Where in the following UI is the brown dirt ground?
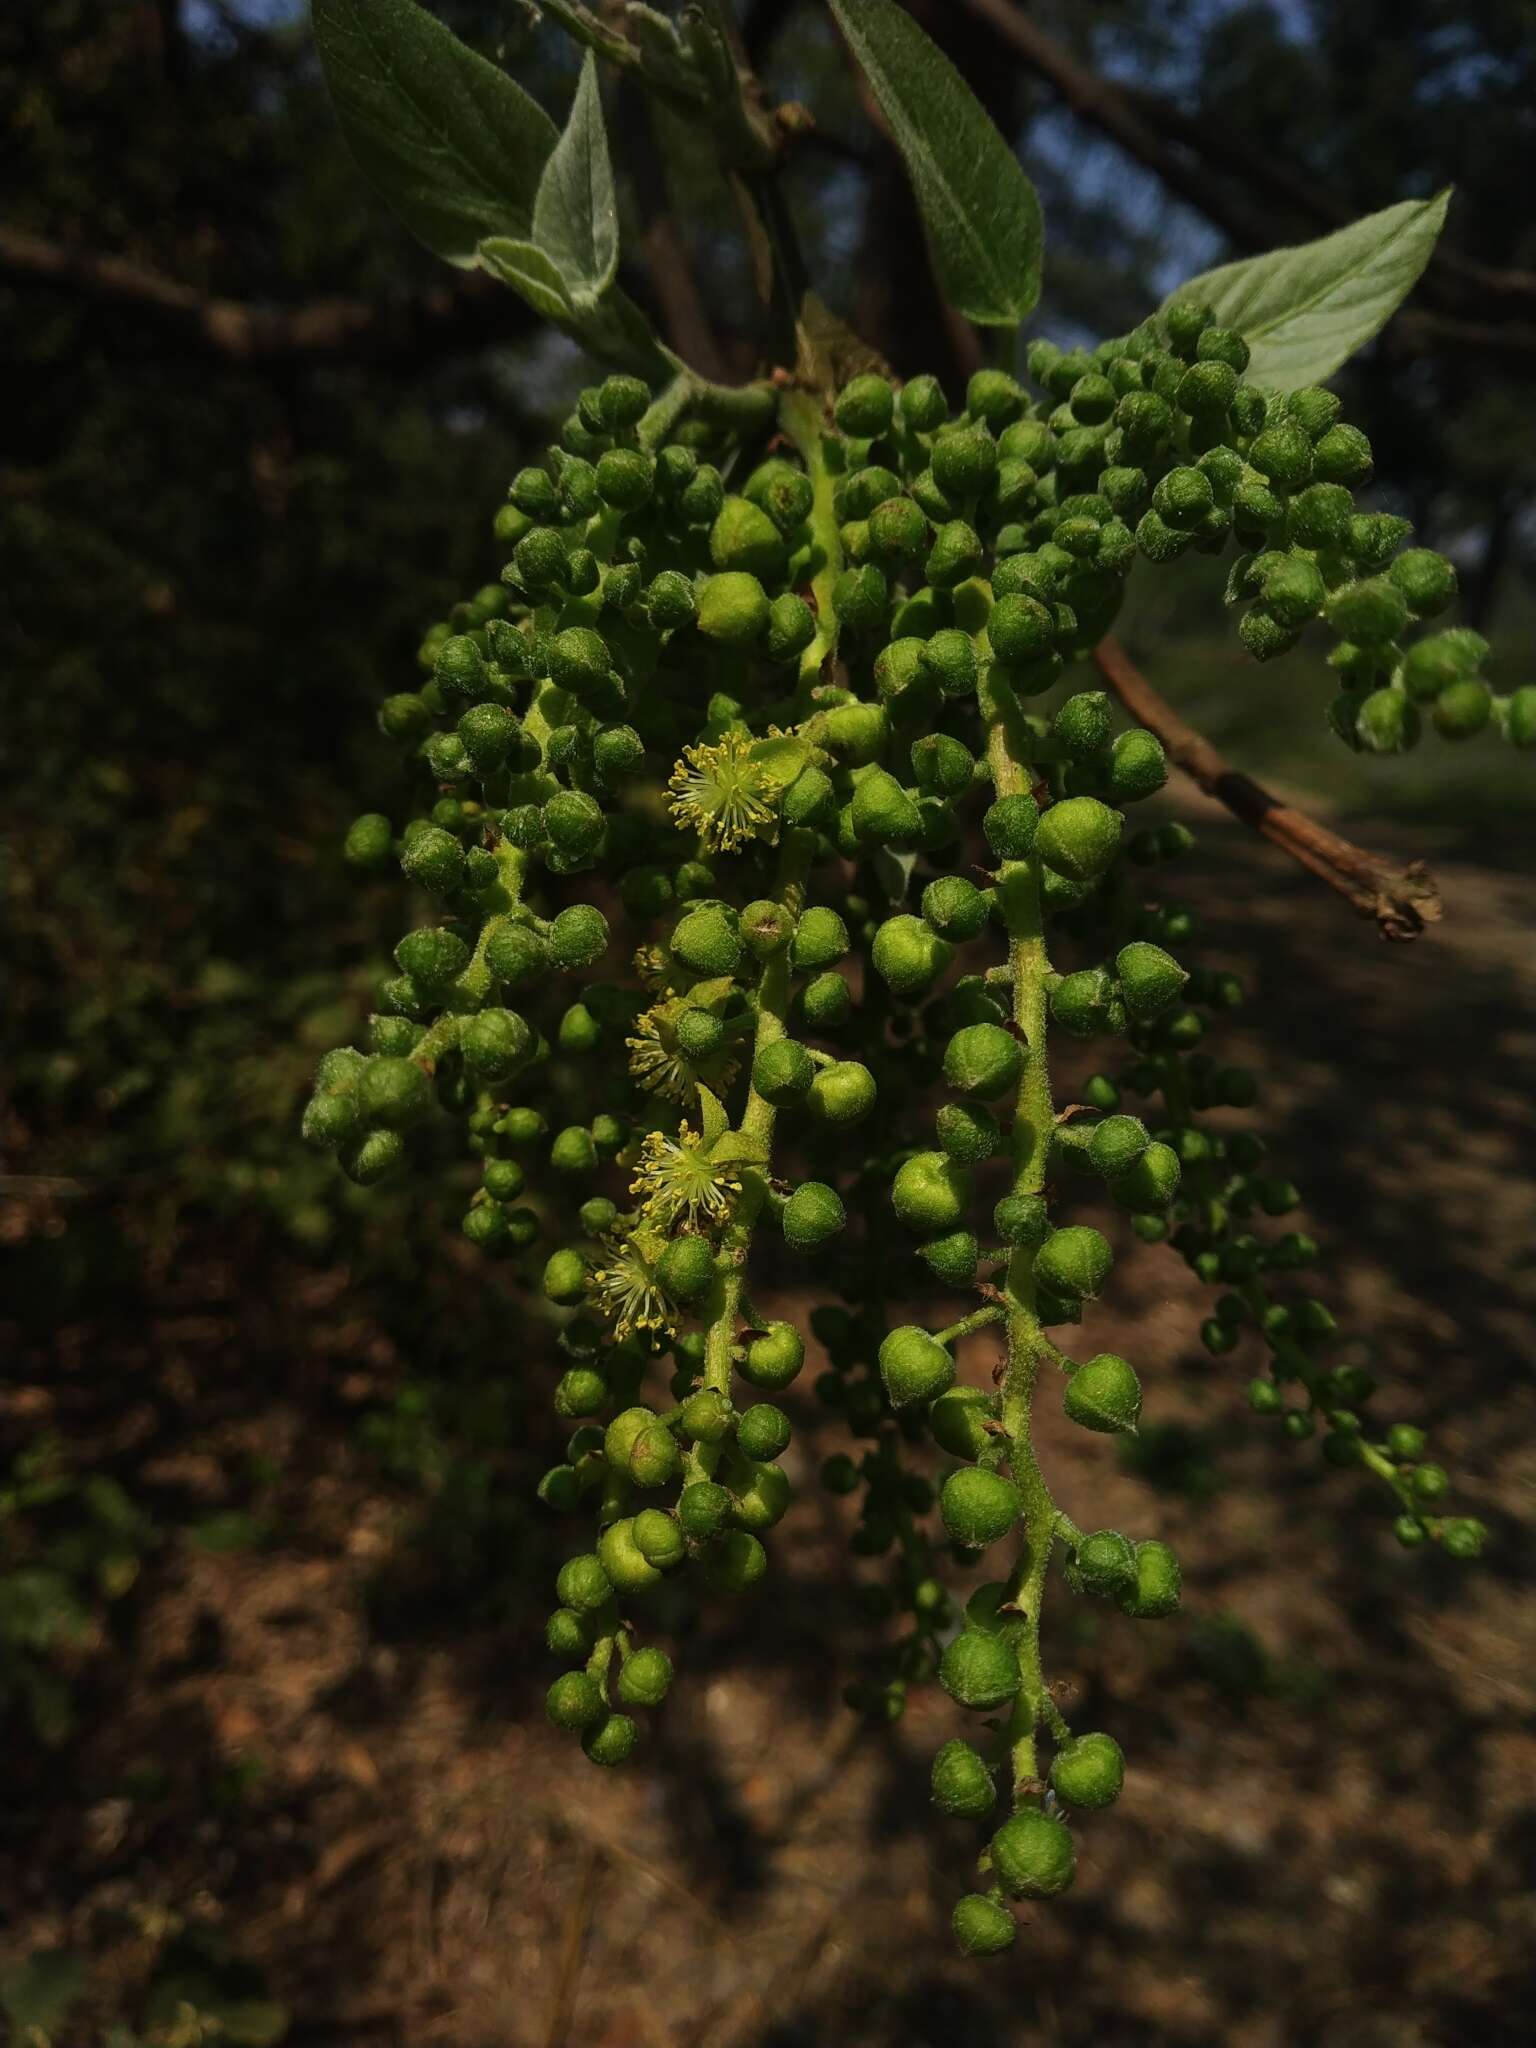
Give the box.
[3,804,1534,2048]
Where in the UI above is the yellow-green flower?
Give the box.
[631,1124,741,1227]
[668,730,779,852]
[588,1223,678,1344]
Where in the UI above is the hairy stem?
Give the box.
[691,829,814,1478]
[982,662,1060,1800]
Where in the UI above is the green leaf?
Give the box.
[478,238,670,374]
[313,0,557,265]
[477,237,574,322]
[532,52,619,305]
[827,0,1042,326]
[1166,191,1452,390]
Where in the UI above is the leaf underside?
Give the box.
[1168,190,1452,389]
[313,0,557,265]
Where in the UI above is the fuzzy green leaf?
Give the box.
[313,0,557,265]
[477,236,575,321]
[1167,191,1452,389]
[827,0,1042,326]
[533,52,619,306]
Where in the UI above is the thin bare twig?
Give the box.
[0,225,536,371]
[1092,636,1442,942]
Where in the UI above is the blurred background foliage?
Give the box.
[0,4,1533,2032]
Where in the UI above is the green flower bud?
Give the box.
[940,1468,1021,1547]
[630,1512,685,1573]
[940,1629,1021,1709]
[1355,688,1420,754]
[982,794,1040,862]
[697,571,769,646]
[900,372,948,430]
[1036,797,1122,882]
[782,1181,846,1250]
[808,1060,877,1124]
[936,1101,999,1164]
[927,519,985,588]
[547,1671,606,1730]
[655,1235,716,1306]
[944,1022,1024,1099]
[834,563,890,635]
[1506,687,1536,746]
[742,1321,804,1389]
[989,593,1056,664]
[357,1054,430,1131]
[1152,465,1215,529]
[868,496,929,562]
[1035,1223,1112,1301]
[344,812,394,871]
[1088,1114,1149,1177]
[836,373,896,437]
[1441,1518,1487,1561]
[671,903,742,977]
[797,971,852,1030]
[1388,549,1457,617]
[555,1551,612,1614]
[549,904,609,970]
[892,1151,971,1233]
[401,824,466,897]
[1433,679,1491,740]
[582,1712,639,1766]
[992,1193,1048,1249]
[932,425,998,499]
[928,1386,999,1461]
[710,495,787,579]
[705,1529,768,1593]
[758,593,814,668]
[789,906,849,972]
[541,1248,587,1306]
[1325,578,1410,644]
[546,1607,594,1660]
[598,1516,662,1590]
[548,1368,606,1417]
[1116,940,1187,1019]
[821,702,888,764]
[615,1645,672,1709]
[851,766,921,847]
[782,763,835,826]
[1311,422,1373,485]
[990,1807,1076,1898]
[1064,1352,1140,1433]
[917,629,979,698]
[1050,1732,1124,1810]
[872,914,953,996]
[1073,1528,1137,1599]
[1249,422,1314,491]
[921,1229,980,1285]
[644,569,697,632]
[963,366,1023,425]
[339,1128,405,1184]
[753,1038,815,1105]
[736,1404,792,1462]
[730,1458,790,1531]
[931,1738,998,1819]
[1109,1140,1181,1209]
[879,1326,956,1408]
[1119,1538,1181,1618]
[951,1894,1016,1957]
[461,1007,532,1083]
[1400,627,1487,700]
[596,446,654,511]
[922,876,990,941]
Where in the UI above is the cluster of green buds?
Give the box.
[302,312,1494,1951]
